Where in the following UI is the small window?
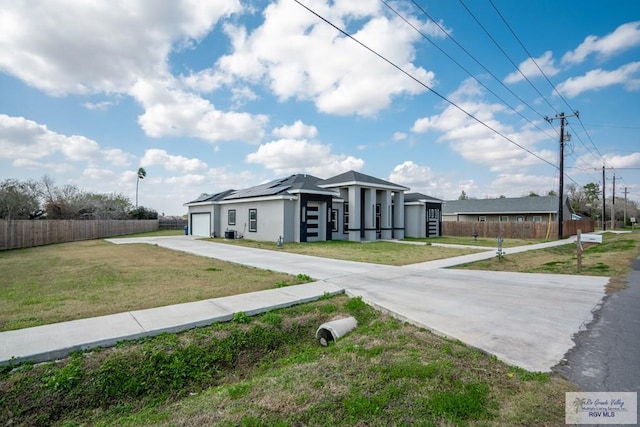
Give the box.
[533,215,542,222]
[478,216,486,222]
[343,202,349,233]
[500,215,509,222]
[331,209,339,232]
[249,209,257,232]
[228,209,236,226]
[516,216,524,222]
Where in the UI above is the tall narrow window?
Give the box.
[343,202,349,233]
[228,209,236,226]
[331,209,339,232]
[249,209,257,232]
[375,203,381,232]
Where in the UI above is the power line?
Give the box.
[293,0,558,170]
[487,0,607,165]
[380,0,559,144]
[406,0,555,128]
[458,0,559,115]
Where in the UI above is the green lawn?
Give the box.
[0,295,577,426]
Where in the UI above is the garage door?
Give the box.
[191,213,211,236]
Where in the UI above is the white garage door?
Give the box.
[191,213,211,236]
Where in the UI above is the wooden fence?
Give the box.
[442,219,594,240]
[0,219,159,251]
[159,218,188,230]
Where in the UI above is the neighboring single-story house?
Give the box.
[442,196,574,223]
[185,170,444,243]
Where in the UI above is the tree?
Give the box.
[136,167,146,207]
[547,190,557,196]
[129,206,158,220]
[458,190,468,200]
[528,191,539,197]
[0,179,43,219]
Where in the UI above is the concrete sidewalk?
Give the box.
[0,281,343,365]
[0,236,607,372]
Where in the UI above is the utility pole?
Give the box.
[624,187,628,227]
[545,111,579,239]
[611,174,615,230]
[602,165,606,231]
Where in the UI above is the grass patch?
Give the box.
[207,238,485,266]
[408,236,541,248]
[0,296,577,426]
[456,231,640,281]
[0,240,307,331]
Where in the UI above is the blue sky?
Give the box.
[0,0,638,215]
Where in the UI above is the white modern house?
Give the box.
[184,170,442,242]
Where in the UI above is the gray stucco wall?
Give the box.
[404,204,425,238]
[220,199,289,242]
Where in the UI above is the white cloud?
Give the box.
[82,167,117,181]
[140,148,208,172]
[83,101,116,111]
[12,158,72,173]
[0,0,241,95]
[556,62,640,98]
[102,148,135,167]
[393,132,408,141]
[411,79,554,172]
[246,139,364,177]
[272,120,318,139]
[0,114,103,162]
[131,79,268,143]
[562,21,640,65]
[213,0,438,116]
[489,174,557,197]
[389,160,458,199]
[504,51,559,84]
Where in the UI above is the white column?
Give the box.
[348,186,361,241]
[380,190,392,239]
[364,188,376,241]
[393,191,405,239]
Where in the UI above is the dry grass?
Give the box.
[455,231,640,285]
[208,238,483,266]
[0,239,301,331]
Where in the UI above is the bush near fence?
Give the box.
[442,219,594,240]
[158,218,188,230]
[0,219,159,251]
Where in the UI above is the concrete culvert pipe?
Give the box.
[316,316,358,346]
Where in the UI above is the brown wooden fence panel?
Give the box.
[0,220,159,251]
[442,220,595,240]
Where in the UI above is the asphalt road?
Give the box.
[556,256,640,405]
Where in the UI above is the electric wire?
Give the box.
[458,0,559,115]
[293,0,558,170]
[380,0,559,144]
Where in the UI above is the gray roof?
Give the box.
[318,170,409,191]
[223,174,337,200]
[405,192,443,203]
[185,189,235,204]
[443,196,560,214]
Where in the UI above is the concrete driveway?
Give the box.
[110,236,607,372]
[0,236,608,371]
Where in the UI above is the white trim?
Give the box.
[318,181,409,191]
[184,201,215,207]
[288,189,339,197]
[219,195,297,204]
